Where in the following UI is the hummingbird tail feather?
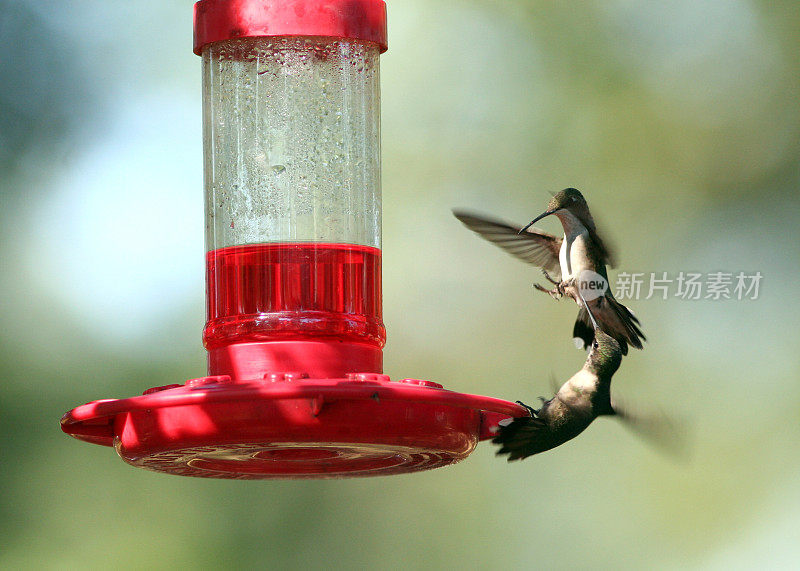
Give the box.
[573,295,646,354]
[572,307,595,351]
[493,416,558,461]
[606,296,646,351]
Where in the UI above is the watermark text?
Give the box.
[613,271,762,300]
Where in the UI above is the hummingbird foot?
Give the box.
[543,269,572,296]
[559,277,579,297]
[541,269,560,286]
[533,282,562,299]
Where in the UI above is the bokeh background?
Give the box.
[2,0,799,568]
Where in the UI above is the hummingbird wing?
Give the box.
[452,210,562,274]
[579,209,618,269]
[586,224,617,269]
[612,399,689,460]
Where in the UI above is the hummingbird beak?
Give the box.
[518,209,558,234]
[577,289,600,331]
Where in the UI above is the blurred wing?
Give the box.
[453,210,562,274]
[586,225,617,269]
[613,399,690,461]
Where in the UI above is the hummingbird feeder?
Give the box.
[60,0,527,479]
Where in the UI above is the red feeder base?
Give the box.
[61,374,528,479]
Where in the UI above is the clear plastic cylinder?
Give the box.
[202,37,381,249]
[201,36,385,367]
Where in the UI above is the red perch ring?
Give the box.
[61,374,528,479]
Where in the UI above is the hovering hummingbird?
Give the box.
[493,295,679,461]
[453,188,645,354]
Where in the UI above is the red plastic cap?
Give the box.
[193,0,388,55]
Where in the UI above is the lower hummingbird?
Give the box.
[493,328,623,460]
[453,187,645,354]
[493,294,679,460]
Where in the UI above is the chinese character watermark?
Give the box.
[615,272,644,300]
[612,272,762,300]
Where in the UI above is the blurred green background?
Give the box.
[2,0,799,568]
